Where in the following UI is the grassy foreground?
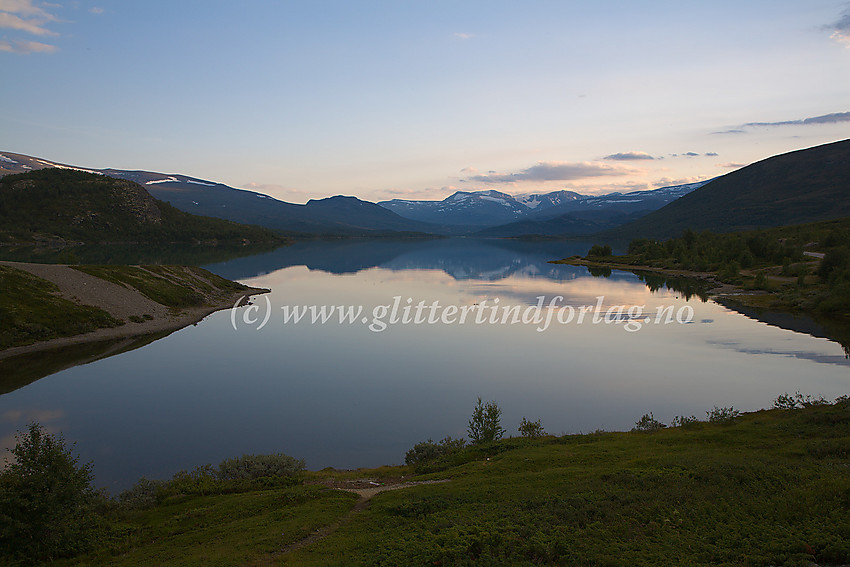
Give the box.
[56,400,850,567]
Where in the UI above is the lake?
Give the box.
[1,238,848,492]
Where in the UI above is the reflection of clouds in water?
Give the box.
[465,274,682,308]
[0,409,66,464]
[1,408,65,424]
[707,341,850,367]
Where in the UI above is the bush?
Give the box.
[117,477,166,509]
[518,417,546,438]
[468,398,506,444]
[217,453,305,481]
[670,415,700,428]
[706,406,741,424]
[404,437,466,467]
[588,244,613,257]
[632,412,666,432]
[773,392,829,410]
[0,423,103,563]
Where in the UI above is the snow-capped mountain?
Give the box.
[378,182,708,227]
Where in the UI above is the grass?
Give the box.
[67,486,357,567]
[54,400,850,567]
[70,265,250,309]
[0,265,121,349]
[71,265,204,308]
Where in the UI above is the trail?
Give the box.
[252,479,450,565]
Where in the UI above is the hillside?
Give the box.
[602,138,850,240]
[0,169,284,244]
[21,399,850,566]
[0,153,444,236]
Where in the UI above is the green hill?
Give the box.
[602,138,850,240]
[15,399,850,566]
[0,169,284,244]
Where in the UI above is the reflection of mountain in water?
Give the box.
[203,238,632,283]
[715,298,850,359]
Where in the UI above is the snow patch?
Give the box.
[186,179,216,187]
[0,154,18,164]
[146,176,179,185]
[35,159,102,175]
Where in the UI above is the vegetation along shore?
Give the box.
[2,394,849,566]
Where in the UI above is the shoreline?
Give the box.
[0,260,268,361]
[551,256,778,300]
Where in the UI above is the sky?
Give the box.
[1,1,849,204]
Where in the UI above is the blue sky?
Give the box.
[1,1,849,203]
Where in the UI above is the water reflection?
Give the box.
[206,238,625,282]
[1,238,848,492]
[0,241,282,266]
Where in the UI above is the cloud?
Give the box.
[825,5,850,46]
[0,0,56,19]
[0,37,55,52]
[459,166,478,174]
[0,10,55,35]
[467,161,638,184]
[683,152,699,157]
[722,111,850,132]
[90,7,104,15]
[718,162,746,168]
[705,152,718,157]
[651,176,707,188]
[603,151,655,161]
[0,0,61,53]
[454,32,473,40]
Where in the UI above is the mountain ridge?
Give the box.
[600,138,850,240]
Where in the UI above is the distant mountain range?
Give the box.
[602,138,850,240]
[378,183,706,233]
[0,151,705,237]
[3,139,847,240]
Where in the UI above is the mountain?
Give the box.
[475,210,644,237]
[379,190,585,226]
[601,138,850,240]
[378,183,706,230]
[0,152,443,236]
[0,169,283,245]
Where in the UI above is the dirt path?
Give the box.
[0,260,267,360]
[253,479,450,564]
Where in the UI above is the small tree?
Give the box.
[467,398,505,444]
[632,412,666,432]
[0,423,100,562]
[518,417,545,438]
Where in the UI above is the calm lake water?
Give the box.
[1,238,849,492]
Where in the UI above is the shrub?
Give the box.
[588,244,613,257]
[773,392,829,410]
[670,415,700,428]
[217,453,305,481]
[706,406,741,424]
[467,398,506,444]
[0,423,103,563]
[632,412,666,432]
[404,437,466,467]
[117,477,167,509]
[518,417,546,438]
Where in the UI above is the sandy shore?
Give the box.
[0,261,268,361]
